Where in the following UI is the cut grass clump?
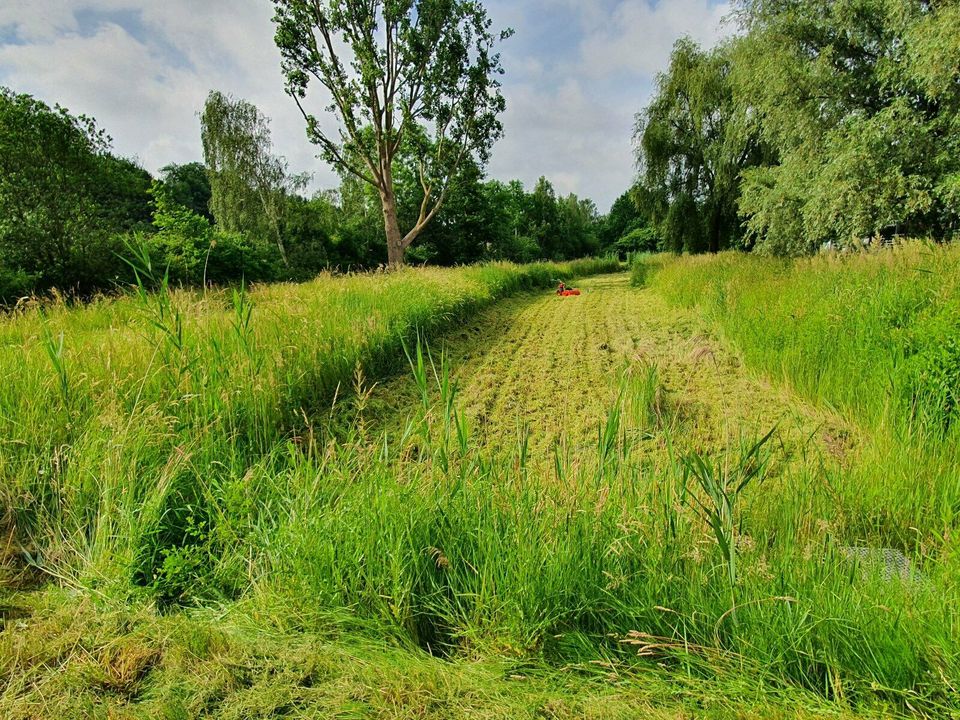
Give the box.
[3,588,886,720]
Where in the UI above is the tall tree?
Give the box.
[271,0,511,266]
[635,39,766,254]
[733,0,960,253]
[599,189,646,251]
[525,176,560,259]
[0,87,153,296]
[201,91,307,265]
[556,193,600,259]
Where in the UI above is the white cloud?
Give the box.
[0,0,79,41]
[579,0,733,78]
[484,0,733,208]
[0,2,337,188]
[490,77,631,201]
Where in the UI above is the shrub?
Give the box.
[0,266,37,302]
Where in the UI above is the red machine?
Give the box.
[556,282,581,297]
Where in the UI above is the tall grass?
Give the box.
[638,242,960,546]
[139,347,958,713]
[0,258,618,596]
[3,251,958,714]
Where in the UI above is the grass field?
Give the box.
[637,243,960,544]
[2,250,959,718]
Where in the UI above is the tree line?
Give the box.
[636,0,960,255]
[0,85,643,302]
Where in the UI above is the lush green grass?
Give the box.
[2,253,958,717]
[2,589,887,720]
[637,243,960,543]
[0,257,618,594]
[4,354,956,716]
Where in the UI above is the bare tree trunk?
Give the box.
[381,188,406,267]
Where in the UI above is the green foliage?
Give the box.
[159,162,213,222]
[0,82,609,300]
[271,0,511,264]
[635,40,765,254]
[599,189,647,252]
[94,154,154,233]
[150,181,214,283]
[0,87,152,295]
[330,165,606,268]
[732,0,960,253]
[148,181,281,286]
[617,226,660,255]
[201,91,306,265]
[635,1,960,255]
[278,193,337,278]
[0,267,36,302]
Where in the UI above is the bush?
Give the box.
[501,234,542,264]
[146,181,282,286]
[617,226,660,255]
[0,266,37,302]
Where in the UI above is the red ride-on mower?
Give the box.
[555,281,581,297]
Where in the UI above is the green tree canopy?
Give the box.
[599,189,649,253]
[159,162,214,222]
[0,87,153,296]
[271,0,511,265]
[635,39,766,254]
[201,90,308,265]
[733,0,960,253]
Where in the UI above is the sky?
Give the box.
[0,0,733,212]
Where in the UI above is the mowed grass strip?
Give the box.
[0,258,618,591]
[354,273,851,471]
[1,257,958,718]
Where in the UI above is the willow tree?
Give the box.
[732,0,960,253]
[635,39,767,255]
[201,91,306,265]
[271,0,510,266]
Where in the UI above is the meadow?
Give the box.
[636,243,960,544]
[1,247,959,719]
